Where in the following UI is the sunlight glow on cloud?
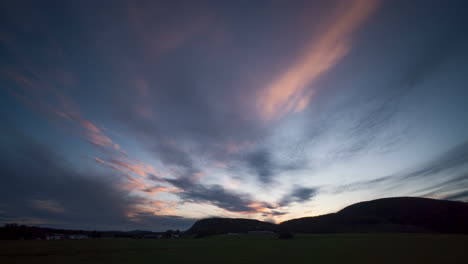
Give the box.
[258,0,379,120]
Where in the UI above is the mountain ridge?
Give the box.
[188,197,468,235]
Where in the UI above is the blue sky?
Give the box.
[1,0,468,231]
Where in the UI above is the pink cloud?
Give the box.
[141,186,180,194]
[93,157,163,188]
[258,0,380,120]
[3,69,122,153]
[80,120,101,133]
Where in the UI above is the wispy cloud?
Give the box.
[31,199,65,214]
[0,128,193,230]
[331,140,468,199]
[2,69,122,152]
[141,186,179,194]
[258,0,379,120]
[103,158,160,178]
[442,190,468,202]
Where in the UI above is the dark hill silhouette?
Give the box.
[280,197,468,233]
[188,197,468,235]
[186,218,276,236]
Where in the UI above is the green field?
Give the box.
[1,234,467,264]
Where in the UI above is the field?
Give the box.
[1,234,468,264]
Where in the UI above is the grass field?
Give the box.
[1,234,467,264]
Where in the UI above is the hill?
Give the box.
[186,218,276,236]
[279,197,468,233]
[187,197,468,236]
[4,197,467,239]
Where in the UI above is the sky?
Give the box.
[1,0,468,231]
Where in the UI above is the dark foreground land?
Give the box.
[1,234,468,264]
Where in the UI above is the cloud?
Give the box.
[31,200,66,214]
[164,174,280,216]
[244,149,275,184]
[332,140,468,199]
[153,140,196,170]
[97,158,160,178]
[230,145,309,185]
[278,187,319,207]
[2,0,466,228]
[258,0,379,120]
[442,190,468,202]
[126,1,214,58]
[80,120,101,133]
[267,211,288,216]
[141,186,179,194]
[404,142,468,180]
[86,133,119,150]
[56,111,122,151]
[0,127,193,231]
[166,176,256,213]
[2,69,122,153]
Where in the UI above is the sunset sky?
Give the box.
[1,0,468,231]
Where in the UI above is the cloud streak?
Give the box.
[258,0,379,120]
[0,127,193,231]
[332,140,468,199]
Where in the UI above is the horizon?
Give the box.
[2,195,458,232]
[1,0,468,232]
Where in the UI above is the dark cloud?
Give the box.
[278,187,318,207]
[244,149,275,184]
[154,141,195,170]
[263,211,288,217]
[166,176,265,213]
[228,145,309,185]
[0,126,194,231]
